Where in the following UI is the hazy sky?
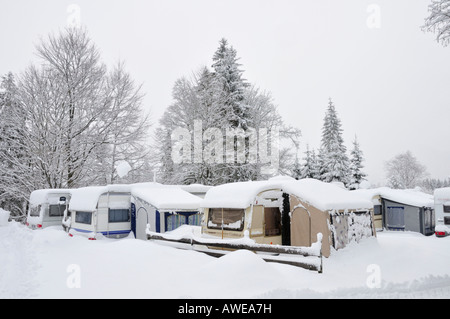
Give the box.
[1,0,449,185]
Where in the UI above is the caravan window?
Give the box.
[264,207,281,236]
[109,209,130,223]
[208,208,245,231]
[374,205,382,216]
[30,205,40,217]
[443,205,450,213]
[75,211,92,224]
[49,205,66,217]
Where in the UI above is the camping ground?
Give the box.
[1,222,450,299]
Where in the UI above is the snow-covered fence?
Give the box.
[147,230,323,273]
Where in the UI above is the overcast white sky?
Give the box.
[1,0,449,185]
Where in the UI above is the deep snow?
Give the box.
[1,222,450,299]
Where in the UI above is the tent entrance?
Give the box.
[386,206,405,230]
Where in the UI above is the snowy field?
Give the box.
[1,221,450,299]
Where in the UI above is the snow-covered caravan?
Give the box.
[353,187,435,236]
[201,179,375,258]
[68,185,132,239]
[434,187,450,237]
[201,180,286,246]
[131,184,202,240]
[283,179,375,257]
[26,189,71,229]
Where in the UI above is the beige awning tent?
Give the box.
[201,178,375,257]
[282,179,375,257]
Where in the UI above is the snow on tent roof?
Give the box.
[353,187,434,208]
[177,184,213,194]
[131,184,202,210]
[282,179,373,211]
[29,189,72,206]
[201,180,284,209]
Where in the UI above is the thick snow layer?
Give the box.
[1,222,450,299]
[353,187,434,208]
[69,185,130,212]
[283,179,373,211]
[132,184,202,210]
[29,189,72,206]
[201,179,373,211]
[201,180,283,209]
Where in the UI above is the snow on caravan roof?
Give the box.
[69,184,136,212]
[131,184,202,210]
[29,189,72,206]
[354,187,434,208]
[201,180,284,209]
[282,179,373,211]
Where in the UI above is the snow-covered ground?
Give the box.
[1,221,450,299]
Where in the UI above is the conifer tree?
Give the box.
[212,38,250,129]
[348,136,367,190]
[319,98,350,185]
[300,145,314,179]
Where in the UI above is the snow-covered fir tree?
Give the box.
[319,98,350,185]
[348,135,367,190]
[212,38,250,130]
[299,145,314,179]
[156,39,299,185]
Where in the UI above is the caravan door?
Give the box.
[135,207,149,240]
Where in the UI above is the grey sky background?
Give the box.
[0,0,449,185]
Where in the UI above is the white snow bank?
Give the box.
[0,208,10,226]
[353,187,434,207]
[1,222,450,298]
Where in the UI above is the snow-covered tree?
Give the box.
[299,145,314,179]
[156,39,299,185]
[422,0,450,46]
[0,28,151,217]
[212,38,250,130]
[385,150,428,189]
[95,61,151,185]
[0,73,30,217]
[348,136,367,190]
[319,98,350,185]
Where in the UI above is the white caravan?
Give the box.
[68,185,133,239]
[27,189,71,229]
[434,187,450,237]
